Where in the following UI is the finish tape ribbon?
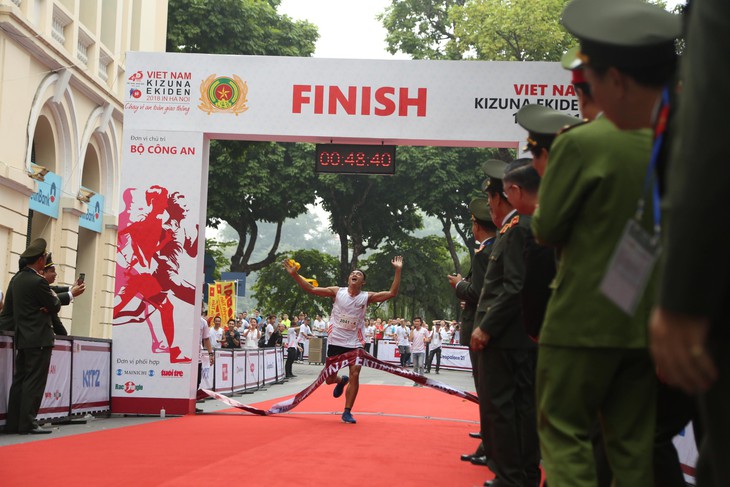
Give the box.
[199,348,478,416]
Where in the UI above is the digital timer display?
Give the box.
[315,144,396,175]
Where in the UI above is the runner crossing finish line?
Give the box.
[200,348,479,416]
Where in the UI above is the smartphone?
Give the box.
[78,273,85,283]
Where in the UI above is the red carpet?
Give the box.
[0,385,496,486]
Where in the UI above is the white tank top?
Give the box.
[328,288,368,348]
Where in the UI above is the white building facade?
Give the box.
[0,0,168,338]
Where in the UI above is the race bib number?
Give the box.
[334,314,358,331]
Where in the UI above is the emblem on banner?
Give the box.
[198,74,249,115]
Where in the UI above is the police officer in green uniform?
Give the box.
[473,160,540,487]
[515,103,583,177]
[449,196,496,464]
[40,253,86,336]
[650,1,730,486]
[561,46,602,123]
[5,238,61,434]
[532,1,681,485]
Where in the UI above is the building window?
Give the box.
[52,17,66,44]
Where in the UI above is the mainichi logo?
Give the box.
[198,74,249,115]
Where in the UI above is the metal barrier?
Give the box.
[0,332,112,426]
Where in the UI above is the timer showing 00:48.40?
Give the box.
[315,144,396,175]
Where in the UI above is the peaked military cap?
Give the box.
[562,0,681,70]
[516,104,583,152]
[21,238,47,259]
[561,46,588,84]
[481,159,507,194]
[44,252,55,269]
[469,197,491,224]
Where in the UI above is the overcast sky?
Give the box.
[278,0,409,59]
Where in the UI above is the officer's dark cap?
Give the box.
[469,197,491,225]
[44,252,55,269]
[21,238,47,259]
[516,104,583,153]
[481,159,507,194]
[561,0,681,70]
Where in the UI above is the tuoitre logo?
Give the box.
[198,75,249,115]
[161,369,184,378]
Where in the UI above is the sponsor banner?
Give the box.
[38,342,72,420]
[208,281,236,321]
[78,190,105,233]
[71,340,111,414]
[124,52,574,147]
[29,164,61,219]
[200,353,213,390]
[439,345,472,371]
[112,129,205,413]
[263,348,277,385]
[245,349,260,389]
[673,422,698,484]
[232,350,246,392]
[374,340,471,370]
[375,340,399,365]
[213,351,233,393]
[0,336,13,425]
[276,348,284,381]
[200,349,479,416]
[220,272,246,297]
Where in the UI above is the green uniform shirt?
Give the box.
[532,116,655,348]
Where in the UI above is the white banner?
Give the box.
[673,422,698,484]
[0,336,13,426]
[124,52,575,147]
[213,351,233,393]
[439,345,472,371]
[245,349,260,389]
[38,341,72,420]
[112,129,206,415]
[263,348,277,385]
[232,350,246,393]
[72,340,111,414]
[276,348,284,381]
[200,355,213,390]
[375,340,399,365]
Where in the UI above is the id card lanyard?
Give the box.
[599,88,669,316]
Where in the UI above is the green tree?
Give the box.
[252,249,339,316]
[205,238,237,280]
[167,0,320,273]
[451,0,574,61]
[206,141,317,273]
[398,145,499,272]
[316,173,422,285]
[167,0,318,56]
[378,0,468,60]
[361,235,458,322]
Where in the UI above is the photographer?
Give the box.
[220,319,240,349]
[242,320,260,349]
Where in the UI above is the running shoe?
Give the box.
[333,375,349,398]
[341,411,357,424]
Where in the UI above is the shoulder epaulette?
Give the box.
[557,119,589,136]
[499,215,520,234]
